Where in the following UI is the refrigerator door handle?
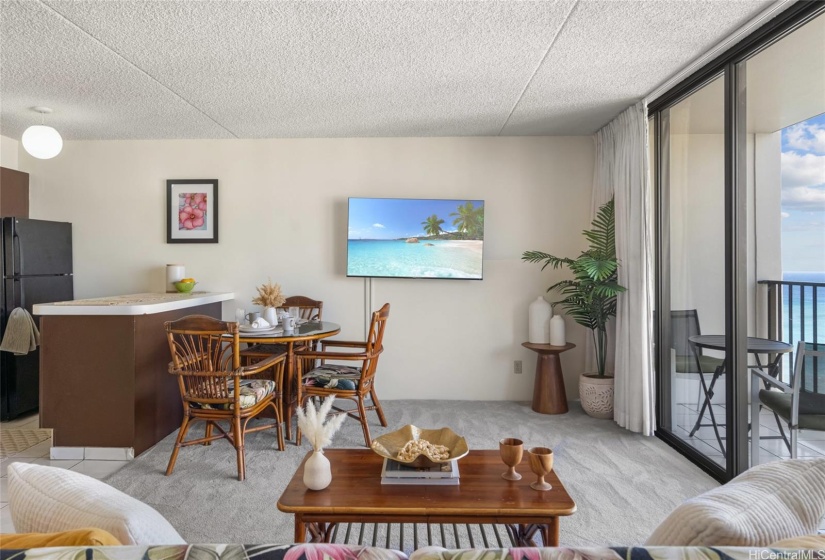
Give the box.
[12,229,22,277]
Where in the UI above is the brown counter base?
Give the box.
[39,302,221,456]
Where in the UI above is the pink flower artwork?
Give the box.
[178,193,207,230]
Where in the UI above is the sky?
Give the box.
[781,112,825,273]
[348,198,484,240]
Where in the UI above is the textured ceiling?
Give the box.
[0,0,775,140]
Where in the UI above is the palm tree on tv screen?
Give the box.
[450,201,483,239]
[421,214,445,237]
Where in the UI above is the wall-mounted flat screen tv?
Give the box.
[347,197,484,280]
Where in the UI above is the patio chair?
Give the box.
[670,309,725,375]
[296,303,390,447]
[751,340,825,461]
[165,315,286,481]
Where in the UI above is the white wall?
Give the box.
[20,137,595,401]
[1,135,19,170]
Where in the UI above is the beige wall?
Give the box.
[21,136,595,401]
[1,135,19,170]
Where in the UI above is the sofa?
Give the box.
[2,541,825,560]
[2,459,825,557]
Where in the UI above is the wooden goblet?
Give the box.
[527,447,554,491]
[499,438,523,481]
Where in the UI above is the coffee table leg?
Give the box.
[294,514,307,543]
[541,517,559,546]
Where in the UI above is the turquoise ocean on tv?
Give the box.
[347,239,482,279]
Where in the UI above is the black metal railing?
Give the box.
[759,279,824,393]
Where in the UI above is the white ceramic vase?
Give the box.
[263,306,278,326]
[528,296,552,344]
[303,450,332,490]
[550,315,566,346]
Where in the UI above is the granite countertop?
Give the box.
[33,292,235,316]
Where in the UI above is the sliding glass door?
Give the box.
[651,3,825,481]
[656,75,730,475]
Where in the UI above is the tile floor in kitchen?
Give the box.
[0,413,129,533]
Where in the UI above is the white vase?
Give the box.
[303,450,332,490]
[528,297,552,344]
[550,315,566,346]
[263,306,278,326]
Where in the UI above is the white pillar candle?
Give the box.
[166,264,185,293]
[550,315,566,346]
[528,296,552,344]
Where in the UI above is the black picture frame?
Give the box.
[166,179,219,244]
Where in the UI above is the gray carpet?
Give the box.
[103,400,717,547]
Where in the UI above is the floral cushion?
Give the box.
[192,379,276,410]
[0,544,406,560]
[303,364,361,391]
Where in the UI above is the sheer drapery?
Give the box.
[592,101,655,435]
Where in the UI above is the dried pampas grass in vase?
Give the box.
[297,396,346,490]
[252,279,285,324]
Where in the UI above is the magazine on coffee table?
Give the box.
[381,458,459,485]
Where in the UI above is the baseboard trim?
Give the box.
[51,446,134,460]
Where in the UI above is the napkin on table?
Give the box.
[251,317,271,329]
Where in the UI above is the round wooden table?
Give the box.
[522,342,575,415]
[234,321,341,438]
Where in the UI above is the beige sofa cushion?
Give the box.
[770,535,825,549]
[646,458,825,546]
[7,462,185,545]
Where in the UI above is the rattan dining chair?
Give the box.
[296,303,390,447]
[165,315,286,481]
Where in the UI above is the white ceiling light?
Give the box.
[21,107,63,159]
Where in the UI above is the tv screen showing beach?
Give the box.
[347,198,484,280]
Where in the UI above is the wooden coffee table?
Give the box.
[277,449,576,546]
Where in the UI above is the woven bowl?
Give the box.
[371,425,469,468]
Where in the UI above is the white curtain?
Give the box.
[592,101,655,435]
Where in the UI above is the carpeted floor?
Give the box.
[103,400,717,547]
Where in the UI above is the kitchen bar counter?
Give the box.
[34,291,233,315]
[36,291,234,457]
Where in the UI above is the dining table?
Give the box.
[231,320,341,439]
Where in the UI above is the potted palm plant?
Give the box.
[522,198,625,418]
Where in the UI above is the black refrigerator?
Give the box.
[0,218,73,421]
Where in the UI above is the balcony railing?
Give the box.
[759,279,824,392]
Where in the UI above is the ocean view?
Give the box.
[782,271,825,343]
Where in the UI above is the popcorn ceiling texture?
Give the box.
[0,0,772,140]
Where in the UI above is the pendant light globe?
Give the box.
[21,107,63,160]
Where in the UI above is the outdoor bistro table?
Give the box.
[687,334,792,456]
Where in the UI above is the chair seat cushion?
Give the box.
[192,379,276,410]
[239,343,287,356]
[759,389,825,430]
[674,354,724,374]
[303,364,361,391]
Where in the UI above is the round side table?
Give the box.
[522,342,576,415]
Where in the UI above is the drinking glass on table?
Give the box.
[235,308,246,325]
[289,306,300,322]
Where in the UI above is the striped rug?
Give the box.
[0,428,51,454]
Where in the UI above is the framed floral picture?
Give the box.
[166,179,219,243]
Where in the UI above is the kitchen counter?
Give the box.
[33,291,234,316]
[37,291,233,457]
